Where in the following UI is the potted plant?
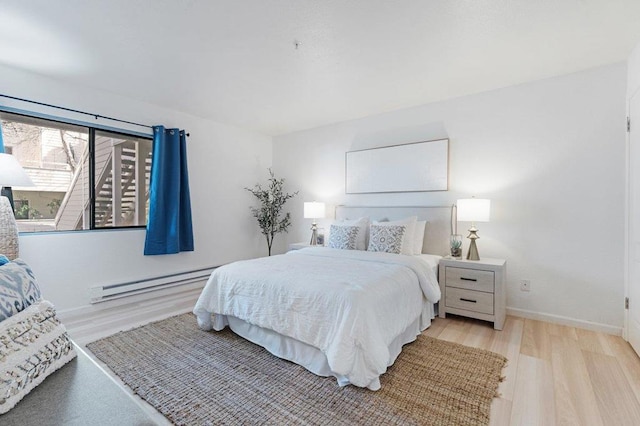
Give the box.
[246,169,298,256]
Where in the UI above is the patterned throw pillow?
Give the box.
[0,299,76,414]
[331,218,370,250]
[367,224,407,254]
[328,225,360,250]
[0,259,42,321]
[372,216,417,255]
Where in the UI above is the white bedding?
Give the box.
[193,247,441,390]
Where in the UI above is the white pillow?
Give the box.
[413,220,427,255]
[371,216,417,255]
[329,217,369,250]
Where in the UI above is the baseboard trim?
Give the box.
[507,307,623,336]
[57,280,205,321]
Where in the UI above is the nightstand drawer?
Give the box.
[445,287,494,315]
[445,267,494,293]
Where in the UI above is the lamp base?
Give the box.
[0,195,19,260]
[466,226,480,261]
[309,222,319,246]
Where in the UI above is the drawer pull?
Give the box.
[460,298,477,303]
[460,277,477,282]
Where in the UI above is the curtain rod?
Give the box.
[0,93,189,136]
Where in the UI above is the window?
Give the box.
[0,111,153,232]
[13,199,31,220]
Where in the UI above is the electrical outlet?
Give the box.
[520,279,531,292]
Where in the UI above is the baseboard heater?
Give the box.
[90,266,217,303]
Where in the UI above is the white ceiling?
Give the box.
[2,0,640,136]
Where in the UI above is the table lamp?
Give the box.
[456,198,491,261]
[303,201,325,246]
[0,153,35,259]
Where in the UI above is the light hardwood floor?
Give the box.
[425,315,640,425]
[65,291,640,425]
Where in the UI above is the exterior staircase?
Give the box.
[55,136,151,230]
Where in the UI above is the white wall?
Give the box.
[629,44,640,98]
[273,63,627,330]
[0,64,273,312]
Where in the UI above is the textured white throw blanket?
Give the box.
[193,247,440,389]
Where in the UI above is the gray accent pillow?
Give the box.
[328,225,360,250]
[0,259,42,321]
[332,217,369,250]
[367,224,407,254]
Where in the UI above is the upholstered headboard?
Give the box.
[334,205,451,256]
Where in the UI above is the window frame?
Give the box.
[0,107,153,233]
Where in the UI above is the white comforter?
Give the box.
[193,247,441,389]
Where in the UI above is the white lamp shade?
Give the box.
[457,198,490,222]
[0,153,35,187]
[304,201,325,219]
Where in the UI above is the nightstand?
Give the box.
[438,257,506,330]
[288,242,313,251]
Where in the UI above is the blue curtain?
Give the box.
[0,120,4,152]
[144,126,194,255]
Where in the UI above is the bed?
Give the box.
[193,205,450,390]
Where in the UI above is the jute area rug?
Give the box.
[87,313,507,426]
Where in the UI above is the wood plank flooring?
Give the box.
[426,315,640,425]
[65,291,640,425]
[62,287,203,347]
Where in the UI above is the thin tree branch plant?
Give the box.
[245,169,298,256]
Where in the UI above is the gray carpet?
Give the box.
[87,313,507,425]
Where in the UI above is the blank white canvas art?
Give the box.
[345,139,449,193]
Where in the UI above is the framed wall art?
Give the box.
[345,138,449,194]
